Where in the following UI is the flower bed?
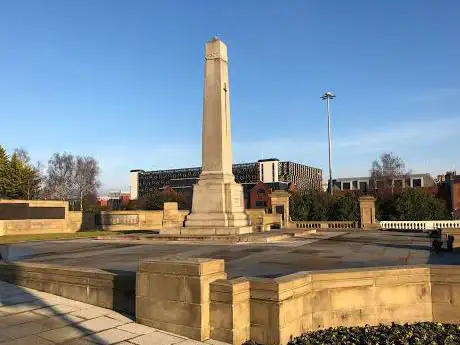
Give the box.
[243,322,460,345]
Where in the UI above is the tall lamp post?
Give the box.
[321,91,335,195]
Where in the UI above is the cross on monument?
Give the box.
[223,82,228,135]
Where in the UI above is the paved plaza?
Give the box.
[2,231,460,279]
[0,280,226,345]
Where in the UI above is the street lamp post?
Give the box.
[321,91,336,196]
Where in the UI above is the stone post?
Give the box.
[162,202,185,229]
[136,258,227,341]
[210,278,250,345]
[269,190,290,228]
[359,196,379,230]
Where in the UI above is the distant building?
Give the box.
[331,173,435,192]
[442,171,460,219]
[98,191,130,209]
[130,159,322,206]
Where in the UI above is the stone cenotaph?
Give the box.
[162,37,252,235]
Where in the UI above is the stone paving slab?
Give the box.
[0,281,228,345]
[6,231,458,279]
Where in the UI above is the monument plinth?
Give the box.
[162,37,252,235]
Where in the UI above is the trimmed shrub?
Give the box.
[243,322,460,345]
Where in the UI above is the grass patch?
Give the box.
[244,322,460,345]
[0,231,119,244]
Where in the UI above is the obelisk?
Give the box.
[183,37,252,234]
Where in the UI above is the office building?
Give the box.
[130,158,321,200]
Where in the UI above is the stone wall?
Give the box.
[136,258,227,340]
[96,210,164,231]
[244,209,282,231]
[0,200,72,236]
[68,211,96,232]
[0,261,135,314]
[136,260,460,345]
[2,258,460,345]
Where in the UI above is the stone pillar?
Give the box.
[181,37,251,234]
[359,196,379,230]
[136,258,227,341]
[210,278,250,345]
[269,190,290,228]
[162,202,185,229]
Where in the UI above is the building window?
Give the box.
[342,182,351,190]
[255,200,266,208]
[261,164,264,181]
[352,180,358,189]
[412,179,422,188]
[359,181,368,191]
[272,163,275,181]
[394,179,403,188]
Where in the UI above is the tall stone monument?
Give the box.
[182,37,252,235]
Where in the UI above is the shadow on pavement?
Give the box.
[0,250,134,344]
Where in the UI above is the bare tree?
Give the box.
[13,148,43,199]
[45,153,76,200]
[45,153,100,209]
[370,152,411,191]
[74,156,100,210]
[13,148,31,165]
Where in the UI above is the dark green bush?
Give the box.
[243,322,460,345]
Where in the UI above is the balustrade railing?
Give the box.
[380,220,460,231]
[293,221,359,229]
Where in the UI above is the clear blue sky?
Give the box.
[1,1,459,192]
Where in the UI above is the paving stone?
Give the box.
[70,307,111,320]
[204,340,231,345]
[84,329,138,344]
[179,340,209,345]
[62,300,94,309]
[105,312,134,323]
[0,301,44,314]
[38,314,85,330]
[0,334,55,345]
[0,311,45,327]
[39,324,93,343]
[1,321,49,339]
[130,332,185,345]
[0,293,39,305]
[77,316,126,333]
[117,322,156,335]
[33,304,82,316]
[0,333,10,342]
[62,338,98,345]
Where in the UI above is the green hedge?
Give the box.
[243,322,460,345]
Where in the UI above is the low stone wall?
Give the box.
[136,260,460,345]
[2,258,460,345]
[96,210,164,231]
[0,200,72,236]
[136,258,227,340]
[0,261,135,314]
[68,211,96,232]
[245,209,282,231]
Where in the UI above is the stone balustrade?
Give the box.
[293,221,359,229]
[380,220,460,231]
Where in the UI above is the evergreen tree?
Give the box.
[0,147,42,199]
[8,152,23,199]
[390,189,450,221]
[330,193,360,221]
[0,145,11,197]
